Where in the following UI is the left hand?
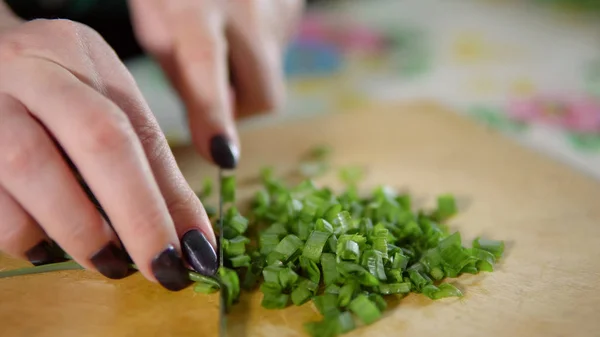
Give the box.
[128,0,304,169]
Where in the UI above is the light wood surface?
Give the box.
[1,102,599,337]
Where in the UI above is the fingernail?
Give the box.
[151,245,192,291]
[182,229,218,276]
[25,240,64,266]
[210,135,239,169]
[90,242,130,280]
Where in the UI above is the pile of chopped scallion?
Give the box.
[197,163,505,337]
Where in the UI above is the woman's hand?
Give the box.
[128,0,304,168]
[0,17,217,291]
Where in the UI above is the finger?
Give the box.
[0,93,128,279]
[0,185,64,266]
[168,2,240,169]
[76,30,218,276]
[0,61,190,291]
[226,3,286,118]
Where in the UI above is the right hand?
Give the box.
[0,18,218,291]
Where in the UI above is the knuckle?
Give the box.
[0,221,26,251]
[126,206,169,241]
[136,121,170,162]
[0,37,25,63]
[84,111,135,154]
[165,188,197,216]
[39,19,90,41]
[61,216,105,246]
[0,129,52,177]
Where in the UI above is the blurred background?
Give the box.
[6,0,600,179]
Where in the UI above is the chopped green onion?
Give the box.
[435,283,463,299]
[313,293,340,316]
[473,237,505,259]
[199,177,212,198]
[262,293,290,309]
[259,233,281,255]
[274,234,304,262]
[260,282,282,295]
[339,166,364,186]
[193,281,220,294]
[421,284,440,299]
[218,267,240,311]
[228,214,249,235]
[229,254,251,268]
[338,281,358,307]
[303,231,332,262]
[300,256,321,284]
[336,311,355,333]
[223,236,250,257]
[315,218,334,233]
[263,265,283,284]
[434,194,457,221]
[378,282,411,295]
[279,267,300,290]
[221,175,236,203]
[348,294,381,325]
[408,269,431,291]
[321,253,339,286]
[368,293,387,311]
[337,262,379,287]
[324,284,341,295]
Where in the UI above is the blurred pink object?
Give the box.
[509,95,600,132]
[296,14,386,53]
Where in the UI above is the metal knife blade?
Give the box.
[218,168,227,337]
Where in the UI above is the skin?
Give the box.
[0,0,303,285]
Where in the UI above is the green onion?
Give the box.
[274,234,303,262]
[224,236,250,257]
[378,282,411,295]
[321,253,339,286]
[193,281,220,294]
[337,281,358,307]
[303,231,331,262]
[262,293,290,309]
[221,175,236,204]
[218,267,240,311]
[434,283,463,299]
[316,218,334,233]
[263,265,283,284]
[368,293,387,311]
[300,256,321,284]
[313,293,340,316]
[473,237,505,259]
[279,267,300,290]
[229,254,251,268]
[434,194,457,221]
[337,262,379,287]
[292,278,319,306]
[324,284,341,295]
[199,177,212,198]
[348,294,381,325]
[1,161,507,337]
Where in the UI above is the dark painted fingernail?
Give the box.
[182,229,218,277]
[25,241,63,266]
[151,245,192,291]
[90,242,129,280]
[210,135,239,169]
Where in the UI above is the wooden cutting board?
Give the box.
[1,102,599,337]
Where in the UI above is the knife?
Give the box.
[218,168,227,337]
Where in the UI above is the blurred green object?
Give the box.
[533,0,600,11]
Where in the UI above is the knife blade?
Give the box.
[218,168,227,337]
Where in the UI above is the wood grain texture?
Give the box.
[1,102,599,337]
